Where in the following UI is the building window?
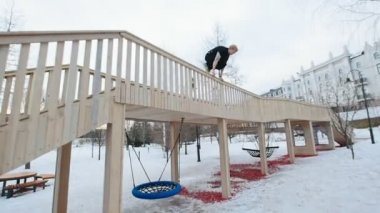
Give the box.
[307,80,310,85]
[325,73,329,80]
[374,52,380,59]
[377,63,380,74]
[288,87,291,91]
[338,69,342,75]
[318,76,321,81]
[297,84,300,88]
[356,62,361,68]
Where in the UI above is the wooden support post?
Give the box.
[303,121,317,155]
[170,122,180,182]
[257,122,268,175]
[325,121,336,150]
[52,142,72,213]
[313,127,320,145]
[217,118,231,198]
[103,103,125,213]
[284,120,295,163]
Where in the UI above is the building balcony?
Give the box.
[354,77,368,86]
[357,93,374,101]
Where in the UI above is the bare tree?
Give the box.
[319,78,358,159]
[317,0,380,39]
[178,124,198,155]
[204,23,244,85]
[88,129,105,160]
[204,23,228,49]
[196,125,201,162]
[1,1,24,68]
[163,122,169,161]
[0,1,22,32]
[227,130,237,143]
[201,124,218,143]
[337,0,380,21]
[224,62,244,85]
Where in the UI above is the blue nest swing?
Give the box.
[132,181,182,199]
[126,118,185,200]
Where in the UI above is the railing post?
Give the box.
[116,37,123,102]
[149,50,155,106]
[63,40,79,142]
[0,77,12,124]
[134,44,141,105]
[78,40,92,136]
[104,38,114,122]
[26,42,48,161]
[142,47,148,106]
[92,39,103,129]
[45,41,64,150]
[0,45,9,94]
[125,39,132,104]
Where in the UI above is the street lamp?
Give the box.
[346,69,376,144]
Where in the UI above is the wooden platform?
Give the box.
[0,30,339,213]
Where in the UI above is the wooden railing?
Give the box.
[0,30,331,126]
[0,31,334,174]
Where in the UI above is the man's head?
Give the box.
[228,44,238,55]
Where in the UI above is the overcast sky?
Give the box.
[2,0,379,94]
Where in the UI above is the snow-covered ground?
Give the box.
[1,127,380,213]
[340,106,380,120]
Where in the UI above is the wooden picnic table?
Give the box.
[0,171,37,197]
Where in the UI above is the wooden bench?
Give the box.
[35,174,55,180]
[4,179,48,198]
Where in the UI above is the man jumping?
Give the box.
[205,44,238,80]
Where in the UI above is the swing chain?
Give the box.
[125,118,185,186]
[125,131,152,184]
[127,144,136,187]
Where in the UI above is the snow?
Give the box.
[1,127,380,213]
[340,106,380,121]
